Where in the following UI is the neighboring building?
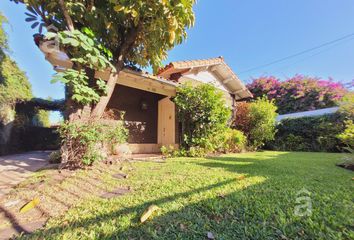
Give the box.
[37,39,252,153]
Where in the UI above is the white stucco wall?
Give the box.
[183,71,228,92]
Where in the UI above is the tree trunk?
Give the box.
[90,71,118,119]
[90,63,124,119]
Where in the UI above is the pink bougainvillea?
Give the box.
[247,75,348,114]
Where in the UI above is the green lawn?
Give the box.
[23,151,353,239]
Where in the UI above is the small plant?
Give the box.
[161,145,177,158]
[58,120,128,168]
[49,150,61,164]
[222,129,247,153]
[337,120,354,149]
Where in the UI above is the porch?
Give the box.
[101,69,179,154]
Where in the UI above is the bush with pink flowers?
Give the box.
[247,75,348,114]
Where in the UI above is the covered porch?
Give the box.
[96,69,179,154]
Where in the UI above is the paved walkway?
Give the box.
[0,151,51,198]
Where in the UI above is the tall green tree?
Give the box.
[0,12,33,124]
[12,0,196,120]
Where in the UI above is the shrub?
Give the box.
[49,150,61,164]
[247,75,348,114]
[232,102,251,134]
[338,92,354,119]
[337,120,354,149]
[248,98,277,149]
[276,134,311,152]
[269,113,346,152]
[233,98,277,150]
[174,83,231,155]
[58,120,128,168]
[221,129,246,153]
[161,145,178,158]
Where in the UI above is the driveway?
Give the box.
[0,151,51,198]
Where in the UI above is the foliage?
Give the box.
[0,12,8,51]
[174,83,231,154]
[52,69,106,105]
[32,109,50,127]
[0,56,33,105]
[337,120,354,149]
[46,29,114,69]
[338,92,354,119]
[23,151,354,239]
[232,102,251,134]
[49,150,61,164]
[233,98,277,149]
[0,13,33,124]
[269,113,346,152]
[247,75,348,114]
[46,29,113,105]
[248,97,278,149]
[13,0,196,107]
[160,145,176,158]
[58,120,128,167]
[220,129,246,153]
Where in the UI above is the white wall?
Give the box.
[183,71,228,92]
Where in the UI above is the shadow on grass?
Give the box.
[22,151,353,239]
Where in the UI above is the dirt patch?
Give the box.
[100,187,132,199]
[112,173,128,179]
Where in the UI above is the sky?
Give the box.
[1,0,354,119]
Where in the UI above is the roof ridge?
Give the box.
[170,56,224,65]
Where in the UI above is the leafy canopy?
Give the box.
[13,0,195,71]
[0,12,32,105]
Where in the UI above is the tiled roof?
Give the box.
[157,56,224,75]
[157,57,253,100]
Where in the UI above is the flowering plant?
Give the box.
[247,75,348,114]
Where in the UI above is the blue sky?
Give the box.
[1,0,354,104]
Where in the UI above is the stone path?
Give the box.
[0,151,51,198]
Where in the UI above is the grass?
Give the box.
[21,151,353,239]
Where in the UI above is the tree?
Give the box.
[12,0,196,120]
[0,12,33,124]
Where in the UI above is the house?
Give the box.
[36,38,252,154]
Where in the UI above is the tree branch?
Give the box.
[58,0,75,31]
[115,21,143,65]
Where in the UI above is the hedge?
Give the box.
[267,113,346,152]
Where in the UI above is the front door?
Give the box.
[157,97,175,145]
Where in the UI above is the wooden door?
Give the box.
[158,97,175,145]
